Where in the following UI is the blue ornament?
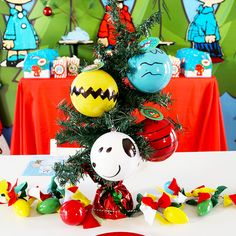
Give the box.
[127,48,172,93]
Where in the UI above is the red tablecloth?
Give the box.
[160,77,226,151]
[11,77,227,155]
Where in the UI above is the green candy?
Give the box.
[37,198,60,214]
[197,199,213,216]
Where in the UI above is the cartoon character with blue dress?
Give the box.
[1,0,38,67]
[187,0,224,63]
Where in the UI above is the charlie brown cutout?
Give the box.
[1,0,38,67]
[187,0,224,63]
[97,0,135,49]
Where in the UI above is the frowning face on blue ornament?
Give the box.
[127,48,172,93]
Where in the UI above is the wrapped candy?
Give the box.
[93,182,134,219]
[140,191,188,225]
[186,185,227,216]
[223,194,236,207]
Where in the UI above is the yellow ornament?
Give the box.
[163,206,189,224]
[13,199,31,217]
[70,70,118,117]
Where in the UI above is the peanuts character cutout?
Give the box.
[1,0,38,67]
[187,0,224,63]
[97,0,135,49]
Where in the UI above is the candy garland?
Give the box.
[139,178,229,225]
[0,178,101,229]
[0,177,236,228]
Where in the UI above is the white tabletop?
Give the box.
[0,151,236,236]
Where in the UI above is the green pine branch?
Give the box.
[54,0,177,187]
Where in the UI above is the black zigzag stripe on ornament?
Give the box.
[71,86,118,101]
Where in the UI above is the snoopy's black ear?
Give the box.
[122,138,136,157]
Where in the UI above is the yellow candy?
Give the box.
[155,212,170,225]
[163,207,189,224]
[70,70,118,117]
[223,195,233,207]
[186,187,216,197]
[13,199,31,217]
[0,180,10,201]
[0,179,8,194]
[146,194,157,201]
[71,190,91,207]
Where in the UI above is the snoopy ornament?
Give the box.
[90,131,142,219]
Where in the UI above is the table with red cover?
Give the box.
[11,77,227,155]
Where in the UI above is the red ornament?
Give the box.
[43,6,52,16]
[59,200,86,226]
[140,118,178,162]
[93,182,133,220]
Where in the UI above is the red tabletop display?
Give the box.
[11,76,227,155]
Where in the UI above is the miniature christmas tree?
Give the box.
[54,0,179,219]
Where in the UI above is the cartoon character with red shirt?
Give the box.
[98,0,135,48]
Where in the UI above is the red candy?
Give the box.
[59,200,86,225]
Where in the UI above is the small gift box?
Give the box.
[53,57,67,78]
[169,56,181,78]
[176,48,212,78]
[23,49,58,78]
[67,56,80,76]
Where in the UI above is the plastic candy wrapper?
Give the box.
[0,177,100,228]
[185,185,227,216]
[140,178,189,225]
[0,177,235,228]
[223,194,236,207]
[140,191,189,225]
[93,182,134,219]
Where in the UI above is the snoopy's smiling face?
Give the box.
[90,132,141,182]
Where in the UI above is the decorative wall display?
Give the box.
[1,0,38,67]
[97,0,135,48]
[0,0,236,149]
[187,0,224,63]
[100,0,136,12]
